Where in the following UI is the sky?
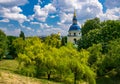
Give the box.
[0,0,120,36]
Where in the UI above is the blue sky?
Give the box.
[0,0,120,36]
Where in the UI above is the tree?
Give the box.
[82,17,101,36]
[17,37,44,77]
[100,38,120,77]
[78,20,120,50]
[44,34,61,48]
[12,37,25,54]
[7,36,17,58]
[60,44,96,84]
[61,36,67,46]
[0,29,7,60]
[19,31,25,40]
[44,47,58,80]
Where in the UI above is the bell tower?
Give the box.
[67,9,81,44]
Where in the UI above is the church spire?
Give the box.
[74,8,76,17]
[73,9,77,24]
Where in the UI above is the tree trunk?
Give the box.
[74,72,77,84]
[47,71,51,80]
[48,73,51,80]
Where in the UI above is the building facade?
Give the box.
[67,10,81,44]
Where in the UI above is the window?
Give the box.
[74,38,77,44]
[74,33,76,36]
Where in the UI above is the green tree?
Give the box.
[82,17,101,36]
[61,36,67,46]
[44,47,58,80]
[12,37,25,54]
[7,36,17,58]
[17,37,45,77]
[68,49,96,84]
[100,38,120,77]
[19,31,25,40]
[0,29,7,60]
[60,44,96,84]
[78,20,120,50]
[44,34,61,48]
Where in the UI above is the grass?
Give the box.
[0,59,63,84]
[1,59,120,84]
[0,59,18,71]
[96,76,120,84]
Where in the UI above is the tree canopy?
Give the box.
[0,29,7,60]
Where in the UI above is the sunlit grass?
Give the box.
[0,59,63,84]
[0,59,18,72]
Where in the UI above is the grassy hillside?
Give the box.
[0,59,120,84]
[0,59,63,84]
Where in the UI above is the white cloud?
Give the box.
[0,6,27,23]
[0,19,9,22]
[59,12,72,24]
[53,0,103,24]
[0,27,20,36]
[0,0,28,23]
[105,0,120,9]
[98,7,120,20]
[30,21,52,29]
[40,23,52,29]
[50,15,55,18]
[30,21,40,25]
[52,0,103,36]
[32,3,56,22]
[36,27,66,36]
[20,24,34,32]
[0,0,28,7]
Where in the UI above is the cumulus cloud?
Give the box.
[52,0,103,35]
[0,6,27,23]
[36,27,66,36]
[0,0,28,23]
[105,0,120,9]
[98,7,120,20]
[0,19,9,22]
[30,21,52,29]
[32,3,56,22]
[59,12,72,24]
[0,27,20,36]
[0,0,28,7]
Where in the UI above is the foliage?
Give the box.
[19,31,25,40]
[78,19,120,50]
[15,37,96,83]
[12,37,25,54]
[100,38,120,77]
[7,36,17,58]
[82,17,101,36]
[0,29,7,60]
[61,36,67,46]
[44,34,61,48]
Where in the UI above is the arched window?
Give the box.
[74,38,77,44]
[74,33,76,36]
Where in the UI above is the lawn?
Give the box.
[0,59,120,84]
[0,59,63,84]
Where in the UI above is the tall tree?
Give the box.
[61,36,67,46]
[19,31,25,40]
[82,17,101,36]
[0,29,7,60]
[44,34,61,48]
[78,20,120,50]
[7,36,17,58]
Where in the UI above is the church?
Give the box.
[67,10,81,44]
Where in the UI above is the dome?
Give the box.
[69,24,81,31]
